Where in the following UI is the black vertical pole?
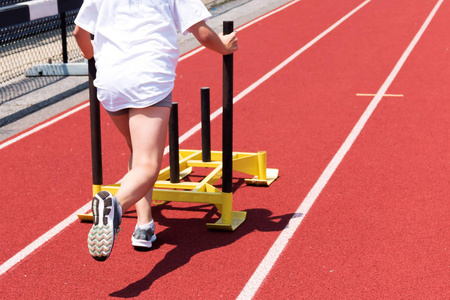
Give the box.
[201,87,211,162]
[222,21,234,193]
[60,12,68,63]
[169,102,180,183]
[88,58,103,187]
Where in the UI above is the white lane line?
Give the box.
[0,0,301,150]
[0,102,89,150]
[236,0,444,299]
[167,0,372,154]
[356,93,404,97]
[0,202,92,276]
[237,0,302,31]
[179,0,303,62]
[0,0,306,277]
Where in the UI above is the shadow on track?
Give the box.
[110,179,295,298]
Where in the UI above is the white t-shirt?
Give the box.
[75,0,211,111]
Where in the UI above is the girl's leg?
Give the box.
[133,188,153,225]
[109,112,132,150]
[110,112,153,225]
[109,108,168,225]
[88,106,168,259]
[113,106,170,214]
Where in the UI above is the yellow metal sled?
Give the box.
[78,150,278,231]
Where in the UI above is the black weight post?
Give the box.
[222,21,234,193]
[169,102,180,183]
[201,87,211,162]
[88,58,103,188]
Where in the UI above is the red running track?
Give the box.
[0,0,448,299]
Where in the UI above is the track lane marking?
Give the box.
[236,0,444,299]
[0,203,91,276]
[170,0,373,153]
[356,93,404,97]
[0,0,306,277]
[0,102,89,150]
[0,0,301,149]
[178,0,302,62]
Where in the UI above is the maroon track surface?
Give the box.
[1,0,449,299]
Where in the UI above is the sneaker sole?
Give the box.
[87,191,115,261]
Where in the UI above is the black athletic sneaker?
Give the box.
[87,191,122,261]
[131,223,156,248]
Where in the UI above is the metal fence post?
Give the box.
[60,12,68,63]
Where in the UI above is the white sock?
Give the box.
[136,220,154,231]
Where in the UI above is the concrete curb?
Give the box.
[0,0,293,141]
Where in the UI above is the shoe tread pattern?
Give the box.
[87,191,115,261]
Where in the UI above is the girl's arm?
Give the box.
[73,25,94,59]
[189,21,238,55]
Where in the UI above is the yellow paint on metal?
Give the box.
[79,149,279,230]
[92,184,102,196]
[77,212,93,222]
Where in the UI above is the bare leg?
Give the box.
[110,106,170,216]
[134,189,153,225]
[110,113,157,226]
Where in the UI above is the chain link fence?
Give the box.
[0,0,30,6]
[1,1,84,104]
[1,10,83,83]
[0,0,219,106]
